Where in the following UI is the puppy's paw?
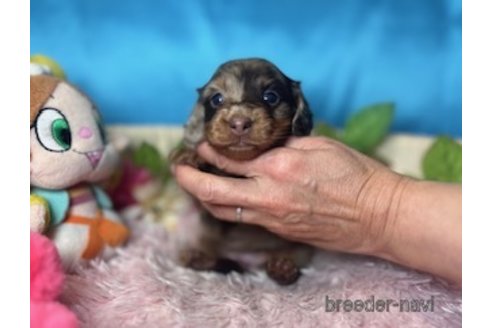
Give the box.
[179,249,218,271]
[214,258,244,274]
[266,256,301,285]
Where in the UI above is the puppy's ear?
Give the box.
[290,81,313,136]
[183,98,205,149]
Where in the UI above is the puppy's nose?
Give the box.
[229,117,253,135]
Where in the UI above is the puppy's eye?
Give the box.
[262,90,280,107]
[210,93,224,108]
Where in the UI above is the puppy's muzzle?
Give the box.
[229,116,253,136]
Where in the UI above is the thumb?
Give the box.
[196,143,259,177]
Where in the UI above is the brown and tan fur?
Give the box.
[171,58,314,285]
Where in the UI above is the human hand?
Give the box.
[174,136,408,257]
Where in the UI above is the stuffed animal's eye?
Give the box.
[52,119,71,148]
[262,90,280,107]
[210,93,224,108]
[34,108,72,152]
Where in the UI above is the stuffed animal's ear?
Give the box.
[183,101,206,149]
[290,81,313,136]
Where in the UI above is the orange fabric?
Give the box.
[65,211,130,260]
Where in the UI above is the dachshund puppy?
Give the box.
[171,58,314,285]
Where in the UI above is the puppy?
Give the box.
[171,58,314,285]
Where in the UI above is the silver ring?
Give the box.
[236,207,243,223]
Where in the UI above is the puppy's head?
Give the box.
[184,58,313,161]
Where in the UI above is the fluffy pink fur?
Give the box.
[31,232,78,328]
[60,210,461,328]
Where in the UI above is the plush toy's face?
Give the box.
[30,82,119,189]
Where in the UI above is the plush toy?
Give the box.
[30,70,130,269]
[31,231,78,328]
[30,54,66,79]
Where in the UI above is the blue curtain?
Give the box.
[31,0,462,137]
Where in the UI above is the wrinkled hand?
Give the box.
[174,137,408,256]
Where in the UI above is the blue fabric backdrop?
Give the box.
[31,0,462,137]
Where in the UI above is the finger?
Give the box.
[202,203,287,236]
[284,136,337,149]
[196,143,259,177]
[202,203,266,226]
[283,136,303,147]
[174,164,259,206]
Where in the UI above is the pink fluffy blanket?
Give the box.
[61,216,461,328]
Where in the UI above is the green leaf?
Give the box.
[132,142,165,177]
[422,136,462,183]
[341,102,395,154]
[313,122,340,140]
